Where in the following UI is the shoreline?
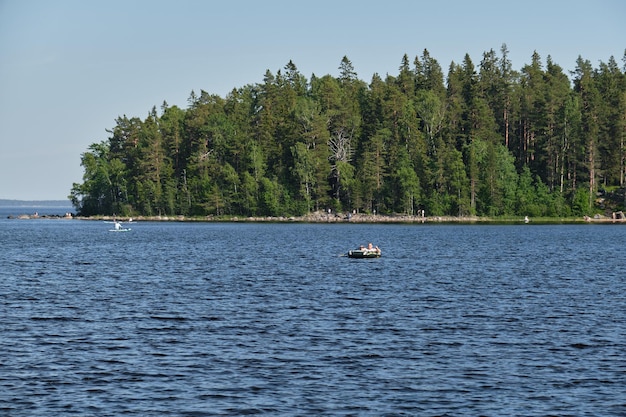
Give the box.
[6,209,625,224]
[70,211,625,224]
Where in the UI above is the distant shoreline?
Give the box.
[0,200,74,219]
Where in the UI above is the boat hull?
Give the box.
[347,250,381,258]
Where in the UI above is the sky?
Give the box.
[0,0,624,201]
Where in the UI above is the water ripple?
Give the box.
[0,221,624,416]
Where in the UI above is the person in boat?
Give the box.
[364,243,381,255]
[114,220,122,230]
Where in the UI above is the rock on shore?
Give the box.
[75,210,626,223]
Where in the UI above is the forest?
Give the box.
[70,45,626,218]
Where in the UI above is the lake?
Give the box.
[1,218,624,416]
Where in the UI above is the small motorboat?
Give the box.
[347,244,381,258]
[347,249,381,258]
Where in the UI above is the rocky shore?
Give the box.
[6,213,74,220]
[73,210,626,224]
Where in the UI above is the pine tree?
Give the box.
[573,56,601,211]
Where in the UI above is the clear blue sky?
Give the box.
[0,0,624,200]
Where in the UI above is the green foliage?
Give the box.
[70,50,626,218]
[572,187,592,216]
[393,147,421,214]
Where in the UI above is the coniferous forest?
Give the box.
[70,46,626,218]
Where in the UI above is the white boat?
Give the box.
[109,227,131,232]
[109,220,131,232]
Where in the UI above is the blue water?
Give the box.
[1,218,625,416]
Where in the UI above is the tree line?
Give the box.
[70,45,626,218]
